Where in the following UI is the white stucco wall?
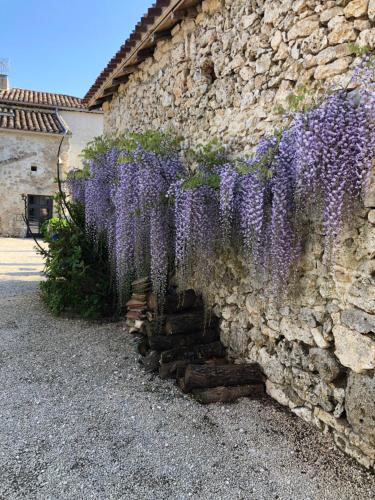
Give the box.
[60,110,103,169]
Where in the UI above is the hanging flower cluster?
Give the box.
[66,172,87,205]
[74,73,374,307]
[170,179,219,293]
[85,149,119,239]
[113,148,184,304]
[77,137,185,307]
[169,88,374,293]
[294,88,375,255]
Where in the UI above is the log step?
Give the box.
[159,357,227,380]
[139,350,160,372]
[144,319,166,337]
[149,329,219,351]
[160,341,225,364]
[165,311,205,335]
[137,337,150,356]
[182,363,264,392]
[192,384,264,404]
[159,359,197,379]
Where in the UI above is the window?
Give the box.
[31,165,37,172]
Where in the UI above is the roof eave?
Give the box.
[86,0,202,110]
[0,98,94,113]
[0,127,65,137]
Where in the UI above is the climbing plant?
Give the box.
[78,131,185,310]
[60,56,375,312]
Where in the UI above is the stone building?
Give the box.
[86,0,375,468]
[0,77,103,237]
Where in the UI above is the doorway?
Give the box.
[26,195,53,237]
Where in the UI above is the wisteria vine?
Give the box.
[68,67,375,308]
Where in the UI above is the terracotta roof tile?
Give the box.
[0,105,65,134]
[0,88,85,110]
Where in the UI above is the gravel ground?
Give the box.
[0,237,374,500]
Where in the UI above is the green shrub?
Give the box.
[40,202,116,319]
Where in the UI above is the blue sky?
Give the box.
[1,0,153,98]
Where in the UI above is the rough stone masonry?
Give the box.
[102,0,375,469]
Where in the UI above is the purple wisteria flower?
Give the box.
[66,175,86,205]
[80,61,374,303]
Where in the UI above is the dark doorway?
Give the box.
[26,195,53,237]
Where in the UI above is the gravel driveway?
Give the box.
[0,237,374,500]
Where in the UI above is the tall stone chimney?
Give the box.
[0,59,9,90]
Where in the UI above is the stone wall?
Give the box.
[0,131,69,237]
[103,0,375,469]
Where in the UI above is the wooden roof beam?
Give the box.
[102,84,119,97]
[114,64,140,81]
[112,74,130,85]
[88,95,112,110]
[170,5,199,22]
[151,29,172,44]
[137,47,155,63]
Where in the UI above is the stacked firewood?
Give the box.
[136,288,265,404]
[125,277,150,333]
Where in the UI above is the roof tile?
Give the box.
[0,105,65,134]
[0,88,85,110]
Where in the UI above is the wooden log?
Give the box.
[159,360,194,379]
[192,384,264,404]
[149,329,218,351]
[137,337,150,356]
[165,311,205,335]
[183,363,263,392]
[147,289,197,313]
[126,298,147,309]
[204,357,228,367]
[144,319,166,337]
[132,277,149,286]
[132,293,147,301]
[140,350,160,372]
[177,375,190,393]
[145,311,156,322]
[126,310,144,320]
[175,357,228,380]
[144,321,156,337]
[159,357,225,380]
[160,341,225,364]
[146,294,158,311]
[175,364,189,380]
